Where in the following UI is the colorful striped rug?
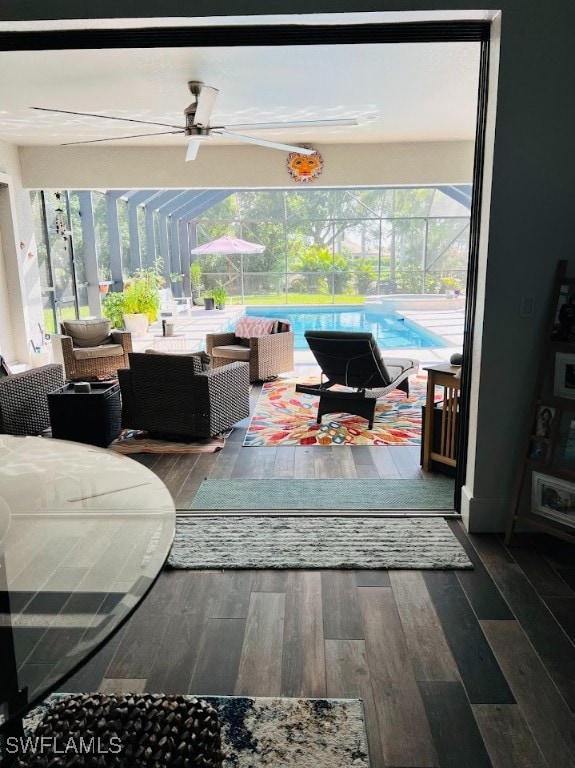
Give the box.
[243,374,432,447]
[109,429,225,454]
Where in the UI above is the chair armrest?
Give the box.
[0,364,65,435]
[197,361,250,430]
[50,334,74,368]
[250,332,295,356]
[206,332,236,354]
[111,330,133,352]
[0,364,64,394]
[200,360,249,381]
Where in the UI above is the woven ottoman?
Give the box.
[18,693,223,767]
[48,382,122,447]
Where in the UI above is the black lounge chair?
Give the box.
[296,330,419,429]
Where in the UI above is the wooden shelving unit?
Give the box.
[506,259,575,544]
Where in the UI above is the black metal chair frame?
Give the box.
[296,330,418,429]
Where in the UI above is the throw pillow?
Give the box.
[62,319,112,348]
[235,316,277,339]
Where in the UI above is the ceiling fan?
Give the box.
[32,81,358,162]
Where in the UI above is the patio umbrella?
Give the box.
[190,235,266,302]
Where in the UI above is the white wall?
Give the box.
[19,141,474,189]
[0,144,44,364]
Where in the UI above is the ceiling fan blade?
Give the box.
[214,131,315,155]
[218,118,359,131]
[31,107,183,130]
[61,130,185,146]
[193,86,219,127]
[185,141,201,162]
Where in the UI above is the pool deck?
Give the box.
[135,304,465,372]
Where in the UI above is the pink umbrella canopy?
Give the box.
[190,235,265,255]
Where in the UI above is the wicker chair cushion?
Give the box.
[211,344,251,362]
[18,693,223,768]
[144,348,211,370]
[235,316,277,339]
[73,343,124,360]
[62,319,112,348]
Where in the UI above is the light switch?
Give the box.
[519,296,534,317]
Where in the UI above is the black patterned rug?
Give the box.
[24,694,370,768]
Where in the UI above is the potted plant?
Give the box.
[98,269,112,294]
[102,290,127,330]
[212,284,228,310]
[122,266,163,335]
[440,276,463,298]
[203,290,215,311]
[102,264,163,336]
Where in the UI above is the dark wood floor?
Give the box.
[60,386,575,767]
[62,527,575,768]
[132,383,439,510]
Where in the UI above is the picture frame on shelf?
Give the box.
[553,412,575,470]
[551,282,575,342]
[554,352,575,400]
[529,440,550,463]
[533,405,555,439]
[532,471,575,527]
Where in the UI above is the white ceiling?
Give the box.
[0,41,480,150]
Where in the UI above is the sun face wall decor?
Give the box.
[286,148,323,182]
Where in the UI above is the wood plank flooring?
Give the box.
[130,382,442,511]
[60,526,575,768]
[58,387,575,767]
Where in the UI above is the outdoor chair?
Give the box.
[206,315,294,382]
[51,318,132,380]
[118,351,250,439]
[297,330,419,429]
[159,287,194,319]
[0,357,64,435]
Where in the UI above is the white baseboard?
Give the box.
[460,484,511,533]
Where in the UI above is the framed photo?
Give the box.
[533,405,555,438]
[532,472,575,526]
[551,283,575,342]
[554,353,575,399]
[553,412,575,470]
[529,440,550,462]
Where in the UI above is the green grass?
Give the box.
[230,293,365,306]
[43,305,91,334]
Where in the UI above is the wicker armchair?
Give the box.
[118,352,250,439]
[51,319,132,381]
[0,363,64,435]
[206,320,294,382]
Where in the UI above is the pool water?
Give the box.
[246,306,445,350]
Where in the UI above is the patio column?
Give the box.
[77,191,100,317]
[127,199,141,274]
[105,192,124,291]
[144,204,156,269]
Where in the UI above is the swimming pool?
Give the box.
[246,306,446,350]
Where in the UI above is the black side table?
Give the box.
[48,382,121,447]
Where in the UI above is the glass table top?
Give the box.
[0,436,175,727]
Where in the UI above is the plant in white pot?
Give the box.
[103,264,163,337]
